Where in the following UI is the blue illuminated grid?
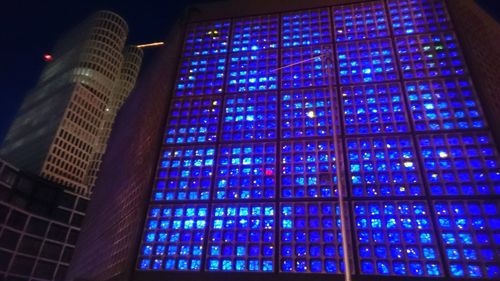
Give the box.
[333,1,390,41]
[388,0,451,35]
[405,78,485,131]
[281,88,335,138]
[347,136,423,197]
[280,202,348,273]
[281,45,333,89]
[221,92,277,141]
[396,33,466,79]
[215,143,276,200]
[354,201,442,276]
[206,203,275,272]
[281,8,332,47]
[342,83,409,134]
[227,51,278,92]
[337,39,398,84]
[434,201,500,278]
[165,97,220,144]
[183,21,231,57]
[281,140,338,198]
[175,56,226,97]
[139,205,208,271]
[154,146,215,201]
[418,134,500,196]
[231,15,278,52]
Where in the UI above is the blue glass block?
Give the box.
[388,0,451,35]
[281,46,333,89]
[334,1,389,42]
[282,259,293,271]
[282,8,332,47]
[232,15,278,52]
[175,56,226,96]
[140,259,150,269]
[227,51,278,92]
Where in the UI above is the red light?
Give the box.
[265,169,273,176]
[43,54,53,62]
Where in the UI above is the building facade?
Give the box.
[0,11,143,196]
[67,0,500,280]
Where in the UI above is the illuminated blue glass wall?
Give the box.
[137,0,500,279]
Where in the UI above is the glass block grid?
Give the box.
[215,143,276,200]
[231,15,278,52]
[405,78,485,131]
[139,205,208,271]
[354,201,442,276]
[154,146,216,201]
[206,203,275,272]
[281,45,333,89]
[418,134,500,196]
[165,97,220,144]
[281,88,334,138]
[333,1,390,42]
[396,32,466,79]
[280,202,348,273]
[183,21,231,57]
[347,136,423,197]
[175,56,226,97]
[434,201,500,278]
[337,39,398,84]
[227,51,278,92]
[388,0,451,35]
[341,83,409,134]
[281,140,338,198]
[221,92,277,141]
[282,8,332,47]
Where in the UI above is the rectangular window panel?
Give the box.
[281,140,338,198]
[347,136,423,197]
[227,51,278,92]
[231,15,278,52]
[405,78,485,131]
[342,83,409,134]
[282,8,332,47]
[418,134,500,196]
[280,202,349,273]
[215,143,276,200]
[396,33,466,79]
[434,200,500,278]
[206,203,275,272]
[221,92,277,141]
[175,56,226,97]
[333,1,389,41]
[154,146,216,201]
[165,97,221,144]
[337,39,398,84]
[183,21,231,57]
[354,201,442,277]
[138,205,208,271]
[388,0,451,35]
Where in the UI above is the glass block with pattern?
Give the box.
[206,203,275,272]
[405,78,485,131]
[434,201,500,278]
[347,136,423,197]
[154,146,216,201]
[231,15,278,52]
[138,205,208,271]
[282,8,332,47]
[175,56,226,97]
[281,88,336,138]
[165,97,221,144]
[387,0,451,35]
[342,83,409,134]
[221,92,277,141]
[354,201,442,276]
[227,51,278,92]
[215,143,276,200]
[280,202,350,273]
[396,33,466,79]
[418,134,500,196]
[337,39,398,84]
[333,1,389,41]
[183,21,231,57]
[281,140,339,198]
[281,45,333,89]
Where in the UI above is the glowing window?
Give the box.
[227,51,278,92]
[184,21,231,57]
[231,15,278,52]
[388,0,451,35]
[282,8,332,47]
[175,56,226,97]
[333,1,390,41]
